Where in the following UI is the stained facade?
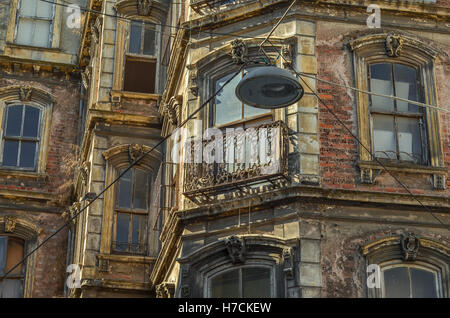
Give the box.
[0,0,449,298]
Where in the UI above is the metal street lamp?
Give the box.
[235,66,304,109]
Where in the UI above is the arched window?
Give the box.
[0,236,25,298]
[381,263,440,298]
[208,266,273,298]
[113,167,150,254]
[362,234,449,298]
[1,104,42,170]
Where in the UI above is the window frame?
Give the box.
[112,166,151,255]
[379,261,442,298]
[0,103,44,171]
[367,61,428,165]
[206,264,275,298]
[13,0,56,48]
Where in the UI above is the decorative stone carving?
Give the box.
[156,282,175,298]
[128,144,146,163]
[230,39,247,65]
[360,167,382,184]
[19,86,33,101]
[386,34,404,57]
[181,285,190,298]
[224,236,246,264]
[165,96,181,126]
[98,259,110,272]
[137,0,151,15]
[78,161,91,186]
[181,265,189,279]
[281,44,293,68]
[283,247,294,278]
[5,216,17,233]
[433,174,446,190]
[189,70,198,97]
[401,233,420,261]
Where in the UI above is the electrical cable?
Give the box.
[40,0,450,114]
[0,63,247,291]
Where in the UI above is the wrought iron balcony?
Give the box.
[183,120,289,199]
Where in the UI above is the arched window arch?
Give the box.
[0,86,54,173]
[100,144,162,257]
[361,233,449,298]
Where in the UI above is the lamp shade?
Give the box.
[235,66,304,109]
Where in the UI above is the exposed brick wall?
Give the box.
[316,22,450,195]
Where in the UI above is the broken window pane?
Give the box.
[397,117,422,162]
[394,64,419,113]
[123,58,156,93]
[5,238,24,275]
[370,64,395,112]
[373,115,396,159]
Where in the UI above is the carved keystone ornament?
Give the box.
[224,236,246,264]
[400,233,420,261]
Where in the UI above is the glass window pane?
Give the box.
[244,104,270,119]
[31,20,51,47]
[143,27,156,56]
[5,238,24,275]
[394,64,419,113]
[210,269,240,298]
[131,214,146,252]
[129,22,142,54]
[19,0,37,16]
[35,0,53,19]
[242,267,271,298]
[5,106,23,137]
[3,141,19,166]
[215,73,242,126]
[115,213,130,251]
[19,141,37,168]
[370,64,395,112]
[117,169,132,208]
[411,268,437,298]
[373,115,397,159]
[384,267,410,298]
[0,279,24,298]
[23,106,40,138]
[0,237,7,275]
[133,169,148,210]
[397,117,422,162]
[16,19,36,46]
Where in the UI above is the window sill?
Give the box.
[110,90,161,103]
[357,160,447,189]
[357,160,447,175]
[5,42,61,52]
[0,168,48,181]
[97,253,156,265]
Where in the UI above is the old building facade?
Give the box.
[0,0,449,298]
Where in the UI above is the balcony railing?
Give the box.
[183,120,289,199]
